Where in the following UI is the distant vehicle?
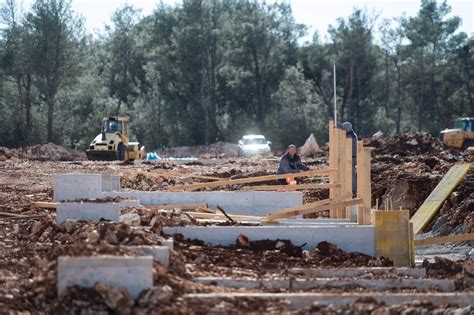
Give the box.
[86,115,145,161]
[439,117,474,151]
[238,135,272,156]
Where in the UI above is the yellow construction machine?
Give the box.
[440,117,474,151]
[86,115,145,161]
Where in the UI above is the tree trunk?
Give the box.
[251,44,266,129]
[47,93,54,142]
[394,60,402,134]
[24,73,33,141]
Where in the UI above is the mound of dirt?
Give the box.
[366,132,456,158]
[0,143,86,161]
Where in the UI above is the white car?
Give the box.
[238,135,272,156]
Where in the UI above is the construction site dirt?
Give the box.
[0,132,473,313]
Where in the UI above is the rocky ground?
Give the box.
[0,133,473,313]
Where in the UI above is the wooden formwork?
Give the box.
[328,121,371,221]
[264,121,371,222]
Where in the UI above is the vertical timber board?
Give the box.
[345,138,353,219]
[372,210,411,267]
[363,147,372,224]
[337,129,346,218]
[328,121,336,218]
[356,141,365,225]
[363,148,372,209]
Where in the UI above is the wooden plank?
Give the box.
[337,129,346,218]
[357,147,372,225]
[121,170,222,181]
[414,233,474,246]
[356,141,365,225]
[345,137,353,219]
[170,168,337,191]
[187,212,264,220]
[0,211,46,219]
[266,195,361,221]
[240,183,339,191]
[372,210,411,267]
[144,204,207,210]
[362,147,372,210]
[31,201,57,209]
[410,163,471,234]
[329,120,337,218]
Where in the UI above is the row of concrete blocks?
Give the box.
[194,276,455,292]
[184,292,474,308]
[53,173,376,255]
[59,254,442,301]
[53,174,304,215]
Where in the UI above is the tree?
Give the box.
[328,9,378,135]
[269,65,322,149]
[401,0,462,132]
[24,0,84,142]
[101,5,145,115]
[1,0,36,143]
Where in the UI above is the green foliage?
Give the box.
[0,0,472,151]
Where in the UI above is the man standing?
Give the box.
[342,122,357,196]
[277,144,310,184]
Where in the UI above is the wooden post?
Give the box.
[357,142,371,225]
[372,210,411,267]
[409,222,415,267]
[363,147,372,223]
[337,129,346,218]
[345,137,353,219]
[329,121,337,218]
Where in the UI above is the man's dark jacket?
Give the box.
[277,153,309,174]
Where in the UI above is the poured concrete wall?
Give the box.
[104,191,302,215]
[163,225,376,256]
[57,256,153,299]
[54,173,303,215]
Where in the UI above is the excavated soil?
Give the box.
[0,134,472,313]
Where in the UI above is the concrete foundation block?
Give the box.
[291,278,455,292]
[163,225,376,256]
[159,238,174,251]
[56,202,120,224]
[194,277,454,292]
[101,174,121,192]
[124,246,169,267]
[283,267,426,278]
[119,199,140,208]
[104,191,303,215]
[184,292,474,308]
[57,256,153,300]
[54,174,102,201]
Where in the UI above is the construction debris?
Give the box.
[299,133,323,157]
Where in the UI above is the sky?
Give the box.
[17,0,474,41]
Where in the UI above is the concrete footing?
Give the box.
[57,256,153,300]
[56,199,140,225]
[53,174,303,215]
[184,292,474,308]
[56,202,121,224]
[194,276,454,292]
[276,267,426,278]
[123,246,169,267]
[163,225,376,255]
